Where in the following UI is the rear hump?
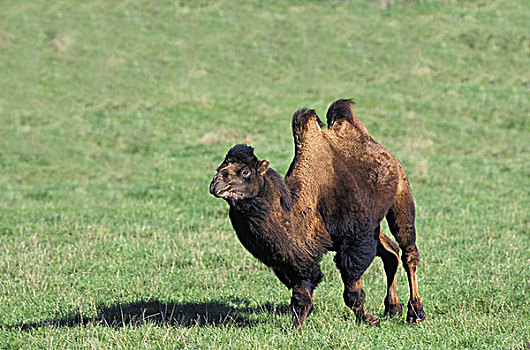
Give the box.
[326,99,368,135]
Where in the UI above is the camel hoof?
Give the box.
[356,310,380,327]
[406,301,425,323]
[365,313,381,327]
[384,302,403,318]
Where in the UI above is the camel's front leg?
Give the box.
[291,280,314,329]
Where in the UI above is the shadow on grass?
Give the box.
[8,299,290,330]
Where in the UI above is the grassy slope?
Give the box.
[0,0,528,348]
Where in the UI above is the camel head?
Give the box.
[209,144,269,202]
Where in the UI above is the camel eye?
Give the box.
[241,168,251,178]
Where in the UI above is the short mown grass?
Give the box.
[0,0,528,348]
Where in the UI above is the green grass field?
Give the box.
[1,0,528,348]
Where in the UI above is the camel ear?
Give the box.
[257,159,269,175]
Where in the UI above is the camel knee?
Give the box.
[344,288,365,309]
[401,247,419,268]
[291,290,312,309]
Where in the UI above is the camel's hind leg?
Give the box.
[335,232,380,326]
[386,180,426,323]
[377,227,403,318]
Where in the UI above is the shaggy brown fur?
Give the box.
[210,99,425,328]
